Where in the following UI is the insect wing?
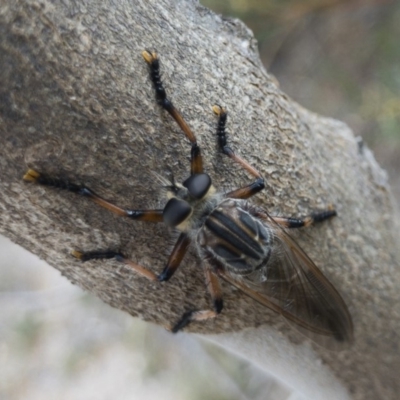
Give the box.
[218,213,353,347]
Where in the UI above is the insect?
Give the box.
[23,50,353,345]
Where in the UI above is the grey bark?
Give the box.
[0,1,399,399]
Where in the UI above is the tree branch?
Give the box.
[1,1,399,399]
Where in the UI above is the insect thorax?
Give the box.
[197,199,273,275]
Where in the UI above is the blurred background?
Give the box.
[202,0,400,202]
[1,1,399,399]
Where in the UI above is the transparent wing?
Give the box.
[217,214,353,348]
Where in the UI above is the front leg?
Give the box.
[142,50,203,175]
[212,105,265,200]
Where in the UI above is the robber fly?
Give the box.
[23,50,353,345]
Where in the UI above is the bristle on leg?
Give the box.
[71,250,84,260]
[142,50,157,64]
[212,104,226,116]
[23,169,40,182]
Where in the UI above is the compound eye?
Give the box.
[183,173,212,199]
[163,198,192,227]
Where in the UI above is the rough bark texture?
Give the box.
[0,1,399,399]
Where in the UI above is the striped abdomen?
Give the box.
[198,199,273,275]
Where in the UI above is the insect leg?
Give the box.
[24,170,192,279]
[72,233,190,283]
[157,233,191,281]
[142,50,203,175]
[272,207,337,228]
[171,265,223,332]
[212,105,265,199]
[23,169,164,222]
[72,250,159,281]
